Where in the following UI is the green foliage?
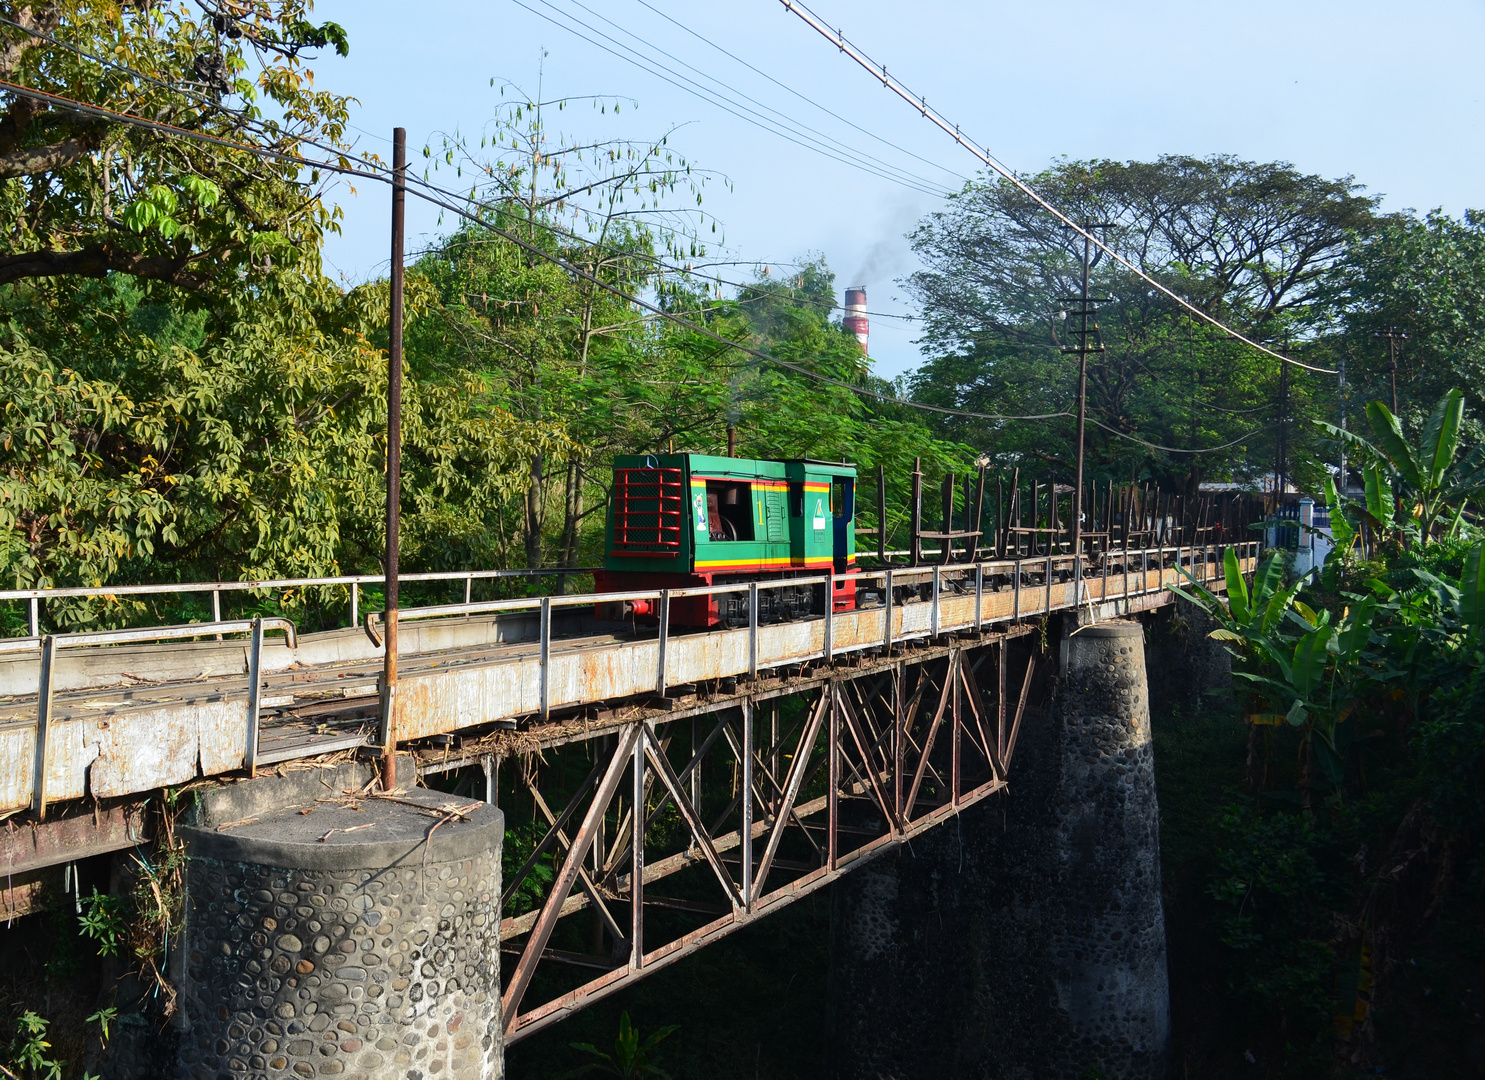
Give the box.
[0,0,355,292]
[77,886,125,958]
[1208,805,1337,1032]
[565,1012,678,1079]
[1317,389,1485,545]
[1414,653,1485,834]
[905,154,1378,490]
[84,1007,116,1048]
[1167,401,1485,1065]
[0,274,569,621]
[1336,210,1485,426]
[502,819,557,917]
[6,1010,64,1080]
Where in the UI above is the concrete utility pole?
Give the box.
[1375,328,1408,415]
[381,127,406,790]
[1275,345,1289,505]
[1061,219,1109,594]
[1338,350,1348,493]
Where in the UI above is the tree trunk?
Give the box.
[559,457,584,567]
[524,451,544,568]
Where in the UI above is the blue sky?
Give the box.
[313,0,1484,379]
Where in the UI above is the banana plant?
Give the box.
[1316,389,1485,545]
[1323,474,1358,557]
[1171,546,1381,790]
[1231,597,1378,786]
[1170,547,1304,649]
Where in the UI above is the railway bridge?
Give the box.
[1,518,1257,1079]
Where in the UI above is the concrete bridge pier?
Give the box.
[102,764,506,1080]
[828,619,1169,1079]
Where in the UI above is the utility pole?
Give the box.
[1375,328,1408,415]
[1060,218,1110,593]
[1275,347,1289,507]
[1338,350,1347,494]
[381,127,406,790]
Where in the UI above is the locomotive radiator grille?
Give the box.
[613,467,684,551]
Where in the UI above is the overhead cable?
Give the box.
[777,0,1341,377]
[553,0,958,194]
[507,0,951,199]
[1089,419,1264,454]
[629,0,972,186]
[0,76,1254,444]
[0,19,933,326]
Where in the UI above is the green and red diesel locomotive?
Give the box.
[594,453,859,627]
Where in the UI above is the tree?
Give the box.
[905,155,1379,492]
[0,272,569,624]
[1334,209,1485,431]
[419,84,721,567]
[0,0,355,292]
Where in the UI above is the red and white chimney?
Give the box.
[844,286,869,356]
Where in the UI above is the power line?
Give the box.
[0,18,932,327]
[4,6,1324,447]
[0,74,1254,447]
[506,0,951,199]
[553,0,960,194]
[1089,418,1265,455]
[629,0,973,187]
[777,0,1341,378]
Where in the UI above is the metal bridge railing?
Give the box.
[24,617,297,818]
[0,567,600,639]
[4,542,1256,818]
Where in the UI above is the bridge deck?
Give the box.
[0,544,1251,817]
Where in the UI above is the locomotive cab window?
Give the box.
[832,478,853,520]
[705,481,754,541]
[788,481,804,517]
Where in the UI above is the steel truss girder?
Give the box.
[497,636,1039,1044]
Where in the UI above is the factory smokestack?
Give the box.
[844,286,869,356]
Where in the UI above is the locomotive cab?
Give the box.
[594,453,857,627]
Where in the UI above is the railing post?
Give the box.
[656,589,670,696]
[931,565,941,637]
[883,570,894,655]
[741,697,754,909]
[245,617,264,777]
[212,589,222,642]
[29,597,38,638]
[465,574,473,606]
[350,582,359,628]
[483,754,496,805]
[824,574,834,663]
[1045,551,1053,615]
[539,596,552,721]
[974,562,984,629]
[631,724,645,969]
[1123,541,1131,615]
[1013,557,1021,621]
[31,634,55,819]
[748,583,759,679]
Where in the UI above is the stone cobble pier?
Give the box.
[105,764,505,1080]
[829,618,1169,1080]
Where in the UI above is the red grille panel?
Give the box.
[613,468,683,551]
